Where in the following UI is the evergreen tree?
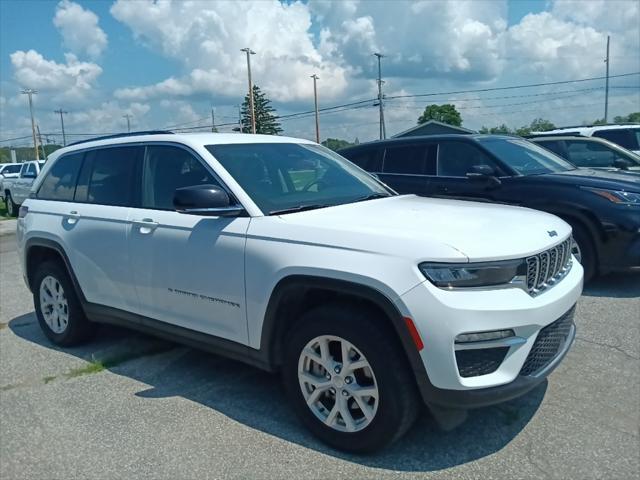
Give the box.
[241,85,283,135]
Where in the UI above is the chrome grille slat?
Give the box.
[525,237,573,296]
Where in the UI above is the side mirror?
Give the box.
[466,165,502,188]
[173,184,244,217]
[613,158,631,170]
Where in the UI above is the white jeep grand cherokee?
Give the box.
[17,132,583,452]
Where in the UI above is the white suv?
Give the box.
[17,132,583,452]
[531,124,640,155]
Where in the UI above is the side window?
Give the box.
[26,163,37,176]
[142,145,219,210]
[75,146,140,206]
[565,141,622,167]
[37,153,83,201]
[537,141,567,159]
[19,164,28,176]
[346,148,382,172]
[383,144,436,175]
[437,142,498,177]
[592,129,634,150]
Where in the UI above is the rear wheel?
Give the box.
[33,260,94,346]
[5,193,18,217]
[282,303,421,452]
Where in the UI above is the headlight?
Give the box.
[419,260,526,289]
[584,187,640,205]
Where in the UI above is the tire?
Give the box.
[33,260,94,346]
[566,220,597,282]
[5,192,18,217]
[282,303,421,453]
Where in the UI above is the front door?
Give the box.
[127,144,249,344]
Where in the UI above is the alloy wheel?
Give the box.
[298,335,379,433]
[39,275,69,334]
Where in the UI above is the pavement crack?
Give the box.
[576,336,639,361]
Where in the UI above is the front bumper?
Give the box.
[396,258,583,407]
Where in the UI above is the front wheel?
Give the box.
[5,192,18,217]
[567,221,596,282]
[282,304,421,452]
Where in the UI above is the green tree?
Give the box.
[614,112,640,123]
[321,138,354,151]
[417,104,462,127]
[241,85,282,135]
[478,124,512,134]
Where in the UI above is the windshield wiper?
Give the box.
[352,193,392,203]
[269,204,330,215]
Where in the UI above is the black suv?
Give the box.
[340,134,640,280]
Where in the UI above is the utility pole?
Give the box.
[311,74,320,143]
[241,47,257,134]
[373,53,386,139]
[604,35,610,123]
[54,108,68,146]
[36,124,46,160]
[21,88,39,160]
[123,114,132,133]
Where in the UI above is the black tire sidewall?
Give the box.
[33,261,91,346]
[6,193,17,217]
[282,305,418,453]
[568,221,596,281]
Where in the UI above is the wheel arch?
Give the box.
[260,275,433,401]
[24,238,86,302]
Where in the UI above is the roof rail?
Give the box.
[68,130,174,147]
[549,122,640,130]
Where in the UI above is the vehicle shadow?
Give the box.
[582,272,640,298]
[9,313,545,472]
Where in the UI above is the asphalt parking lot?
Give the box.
[1,231,638,479]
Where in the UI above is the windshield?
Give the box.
[206,143,393,214]
[479,138,576,175]
[1,164,22,174]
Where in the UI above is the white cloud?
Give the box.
[10,50,102,103]
[110,0,350,103]
[65,101,151,133]
[53,0,108,58]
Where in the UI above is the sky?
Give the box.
[0,0,639,147]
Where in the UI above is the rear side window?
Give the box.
[593,129,639,150]
[1,164,22,175]
[344,148,382,172]
[75,146,140,206]
[142,145,219,210]
[437,141,498,177]
[37,153,83,201]
[383,144,436,175]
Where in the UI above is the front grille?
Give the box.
[520,306,575,376]
[525,237,573,295]
[456,347,509,378]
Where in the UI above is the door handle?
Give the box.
[133,218,159,234]
[67,210,80,225]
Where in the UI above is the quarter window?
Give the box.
[37,153,83,201]
[142,145,219,210]
[593,129,639,150]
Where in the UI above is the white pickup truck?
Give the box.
[2,160,45,216]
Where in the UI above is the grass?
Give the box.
[41,341,173,385]
[0,200,11,221]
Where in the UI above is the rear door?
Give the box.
[378,143,437,195]
[65,145,142,311]
[127,144,249,343]
[429,140,504,201]
[14,162,37,203]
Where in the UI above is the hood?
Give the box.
[262,195,571,262]
[544,168,640,190]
